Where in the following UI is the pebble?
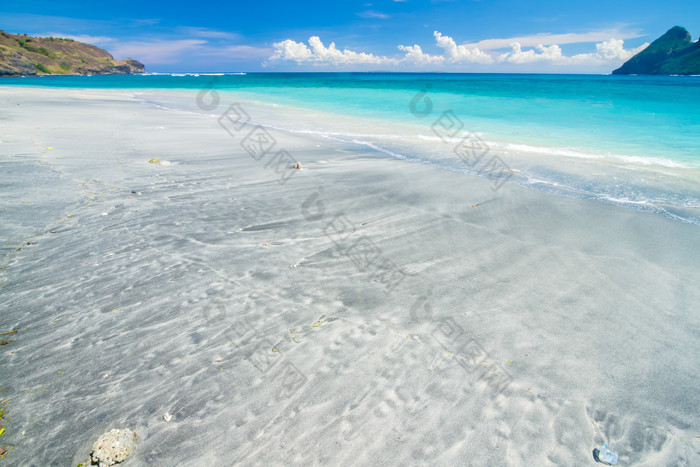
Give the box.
[90,429,136,467]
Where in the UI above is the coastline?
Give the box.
[0,86,698,465]
[131,85,700,227]
[0,72,146,78]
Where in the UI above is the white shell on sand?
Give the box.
[90,429,135,467]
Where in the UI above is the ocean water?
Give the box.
[3,72,700,224]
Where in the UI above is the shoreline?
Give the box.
[0,73,146,78]
[0,86,698,464]
[132,86,700,227]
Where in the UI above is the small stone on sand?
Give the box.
[90,428,136,467]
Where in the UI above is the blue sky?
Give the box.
[1,1,698,73]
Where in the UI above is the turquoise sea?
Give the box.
[3,72,700,224]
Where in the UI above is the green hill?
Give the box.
[0,30,144,77]
[613,26,700,75]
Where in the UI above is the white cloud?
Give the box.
[270,31,493,67]
[268,37,398,66]
[595,38,647,61]
[397,32,492,65]
[269,39,313,62]
[498,43,565,64]
[433,31,493,64]
[397,44,445,65]
[269,31,649,70]
[498,38,648,65]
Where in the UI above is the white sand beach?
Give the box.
[1,86,698,465]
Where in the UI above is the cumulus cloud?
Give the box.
[498,38,648,65]
[269,31,648,69]
[397,44,445,65]
[269,31,492,67]
[595,38,648,61]
[268,37,398,66]
[397,32,492,65]
[497,43,564,64]
[433,31,493,64]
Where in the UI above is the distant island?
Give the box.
[613,26,700,75]
[0,30,144,77]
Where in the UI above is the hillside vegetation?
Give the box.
[613,26,700,75]
[0,30,144,77]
